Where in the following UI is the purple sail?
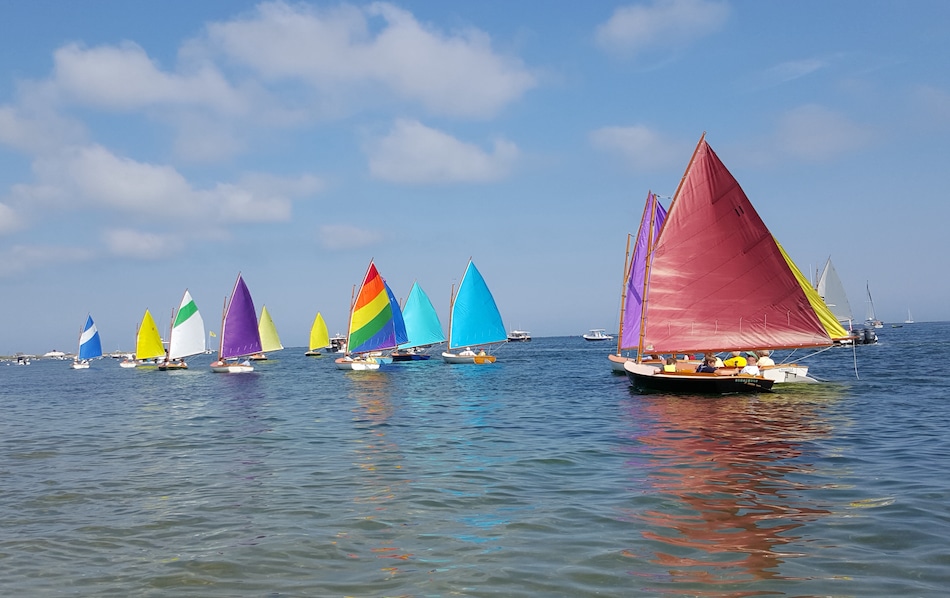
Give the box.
[220,273,263,359]
[620,193,667,351]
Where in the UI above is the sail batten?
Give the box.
[640,138,832,355]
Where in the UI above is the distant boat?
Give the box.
[335,260,408,371]
[814,257,876,345]
[211,273,262,373]
[507,329,531,342]
[159,289,205,370]
[330,333,347,353]
[442,260,506,364]
[71,314,103,369]
[865,282,884,328]
[905,308,914,324]
[305,312,330,356]
[392,281,445,361]
[134,309,166,368]
[583,329,613,341]
[250,305,283,360]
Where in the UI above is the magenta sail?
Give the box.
[620,192,667,351]
[220,273,263,359]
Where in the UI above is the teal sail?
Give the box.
[398,282,446,350]
[448,260,506,350]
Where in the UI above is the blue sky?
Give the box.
[2,0,949,354]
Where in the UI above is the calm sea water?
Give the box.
[3,325,950,597]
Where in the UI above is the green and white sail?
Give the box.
[168,290,206,360]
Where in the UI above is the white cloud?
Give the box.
[595,0,729,58]
[0,202,23,234]
[0,103,86,154]
[756,59,827,89]
[102,229,180,258]
[318,224,382,250]
[589,125,689,171]
[367,118,518,184]
[774,105,874,161]
[204,1,536,118]
[14,144,315,229]
[52,42,247,114]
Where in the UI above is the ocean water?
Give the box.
[2,325,950,597]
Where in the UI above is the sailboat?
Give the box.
[391,281,445,361]
[305,312,330,356]
[134,309,167,368]
[335,260,408,371]
[865,283,884,328]
[623,134,834,393]
[905,308,914,324]
[250,305,283,360]
[211,273,263,373]
[442,260,506,364]
[608,191,667,373]
[70,314,103,369]
[816,257,854,326]
[158,290,205,370]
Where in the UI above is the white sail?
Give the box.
[168,290,206,360]
[815,257,853,324]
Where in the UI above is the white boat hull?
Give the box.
[335,357,380,371]
[70,361,90,370]
[442,352,496,364]
[210,361,254,373]
[761,365,817,384]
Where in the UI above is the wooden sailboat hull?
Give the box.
[157,361,188,371]
[305,350,323,357]
[608,353,634,374]
[623,361,773,394]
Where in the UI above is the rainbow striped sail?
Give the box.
[347,261,408,355]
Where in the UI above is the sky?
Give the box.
[2,0,949,355]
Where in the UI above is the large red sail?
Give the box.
[641,138,831,354]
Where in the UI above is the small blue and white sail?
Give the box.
[398,282,446,350]
[447,260,506,350]
[77,314,103,360]
[384,279,409,348]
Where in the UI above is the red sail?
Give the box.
[641,138,831,354]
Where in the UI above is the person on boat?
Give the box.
[478,349,486,356]
[722,351,747,368]
[701,352,724,368]
[754,350,775,367]
[663,356,677,372]
[696,355,718,373]
[739,355,760,376]
[460,348,476,356]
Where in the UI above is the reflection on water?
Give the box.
[623,391,843,592]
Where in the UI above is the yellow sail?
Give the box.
[309,312,330,351]
[258,305,284,352]
[136,309,166,360]
[775,239,851,340]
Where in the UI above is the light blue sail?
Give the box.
[78,314,103,360]
[448,261,506,350]
[398,282,446,350]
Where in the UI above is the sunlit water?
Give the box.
[3,325,950,596]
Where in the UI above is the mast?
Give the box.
[344,283,356,356]
[636,194,660,362]
[217,294,227,360]
[616,233,633,355]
